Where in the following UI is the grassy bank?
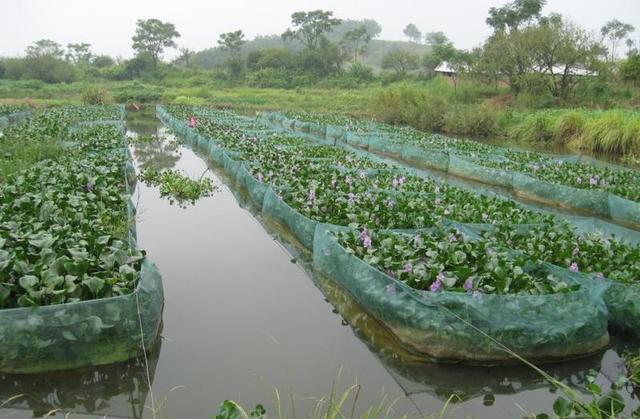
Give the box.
[2,76,639,155]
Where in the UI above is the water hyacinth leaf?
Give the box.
[0,249,10,270]
[19,275,38,290]
[82,276,105,296]
[28,233,56,249]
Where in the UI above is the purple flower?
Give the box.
[463,277,473,292]
[589,177,598,186]
[308,187,316,203]
[85,181,95,192]
[403,262,413,273]
[576,177,582,184]
[385,284,397,295]
[348,192,357,204]
[430,277,443,293]
[257,173,264,182]
[472,290,482,301]
[359,229,372,249]
[392,178,399,188]
[448,234,457,242]
[570,262,579,272]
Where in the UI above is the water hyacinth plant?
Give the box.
[336,227,577,295]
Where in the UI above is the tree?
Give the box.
[92,55,115,68]
[480,30,531,94]
[26,39,64,58]
[528,15,603,98]
[403,24,422,43]
[340,25,371,63]
[600,19,635,61]
[246,48,293,70]
[422,32,458,76]
[486,0,546,33]
[178,48,194,68]
[282,10,341,50]
[326,19,382,42]
[66,43,93,63]
[424,31,448,46]
[381,50,419,74]
[218,30,246,54]
[626,38,639,57]
[620,55,640,85]
[132,19,180,68]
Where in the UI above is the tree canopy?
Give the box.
[282,10,342,50]
[132,18,180,66]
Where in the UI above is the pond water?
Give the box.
[1,110,639,418]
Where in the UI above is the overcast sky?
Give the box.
[1,0,638,60]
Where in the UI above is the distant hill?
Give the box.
[190,19,431,70]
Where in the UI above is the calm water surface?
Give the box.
[1,112,639,418]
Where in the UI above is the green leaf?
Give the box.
[83,277,105,296]
[19,275,39,290]
[214,400,243,419]
[552,396,573,417]
[597,390,625,416]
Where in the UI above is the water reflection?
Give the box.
[316,270,640,417]
[0,338,161,418]
[131,138,181,171]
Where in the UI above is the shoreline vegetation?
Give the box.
[1,76,638,158]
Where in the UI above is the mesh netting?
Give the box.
[0,116,163,374]
[264,112,640,230]
[312,224,609,363]
[158,106,628,361]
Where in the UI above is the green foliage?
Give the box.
[338,228,575,295]
[139,168,216,206]
[218,30,246,53]
[620,55,640,85]
[380,50,419,74]
[402,23,422,43]
[81,85,110,105]
[213,400,266,419]
[131,18,181,66]
[282,10,342,50]
[2,56,76,84]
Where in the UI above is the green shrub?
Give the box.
[443,104,498,137]
[81,85,110,105]
[510,112,555,142]
[553,111,585,144]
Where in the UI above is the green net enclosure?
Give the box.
[0,260,163,374]
[312,225,609,363]
[0,117,163,374]
[159,106,640,345]
[267,112,640,230]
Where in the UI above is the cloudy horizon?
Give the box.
[1,0,638,60]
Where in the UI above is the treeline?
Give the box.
[0,0,639,103]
